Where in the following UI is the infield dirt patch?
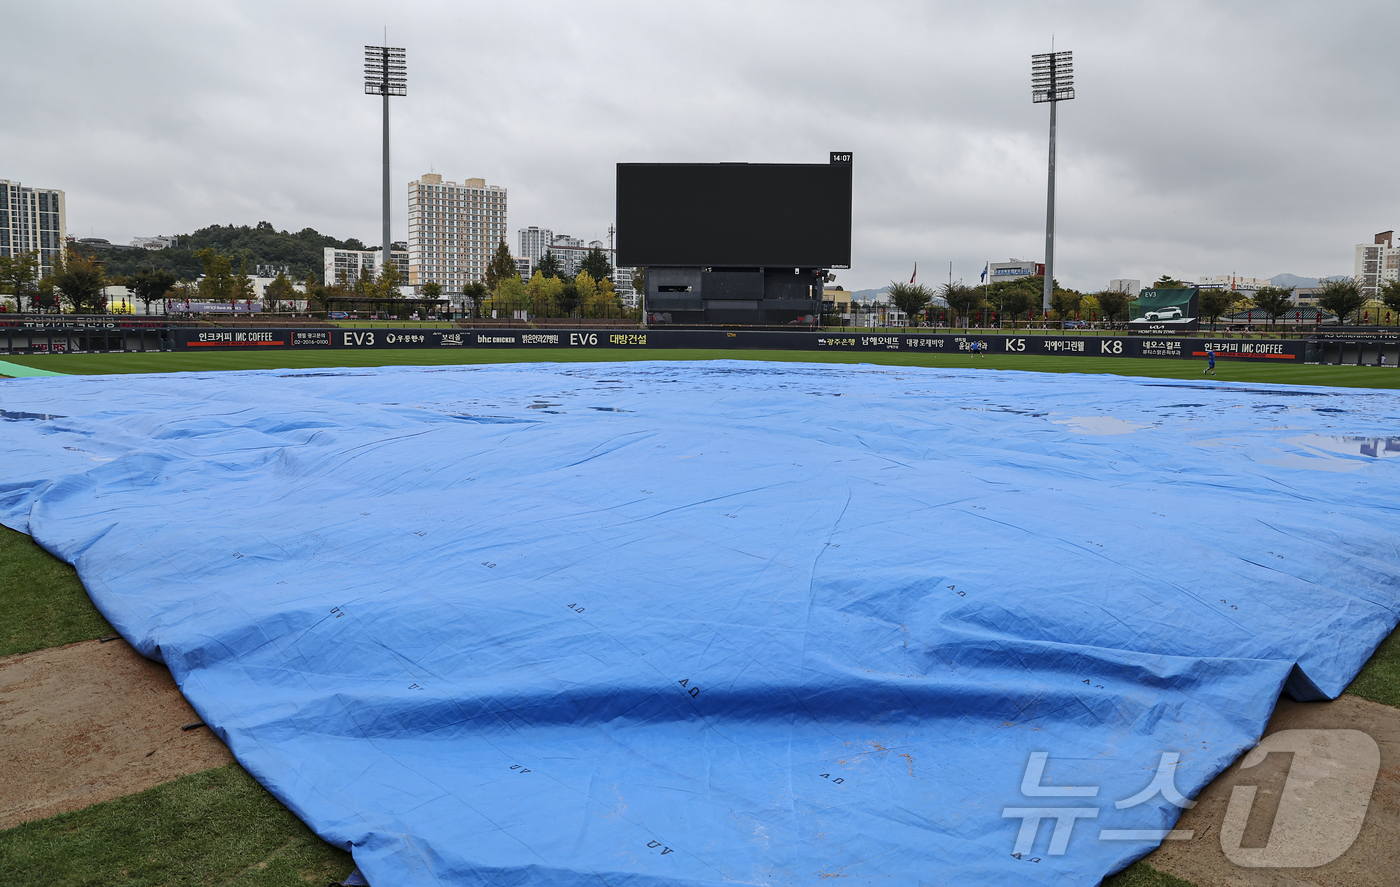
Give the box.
[1143,694,1400,887]
[0,637,232,829]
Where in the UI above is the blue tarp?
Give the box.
[2,361,1398,886]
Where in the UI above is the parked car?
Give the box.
[328,311,350,319]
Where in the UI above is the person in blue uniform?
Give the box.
[1204,349,1216,376]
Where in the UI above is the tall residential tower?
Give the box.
[1,179,66,279]
[407,173,508,292]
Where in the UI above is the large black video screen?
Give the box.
[616,162,852,268]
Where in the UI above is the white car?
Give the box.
[1143,306,1184,321]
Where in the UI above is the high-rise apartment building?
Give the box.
[407,173,508,292]
[323,247,409,288]
[518,226,553,263]
[1,179,66,278]
[1355,231,1399,296]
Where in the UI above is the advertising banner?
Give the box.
[168,327,1308,362]
[1129,287,1200,333]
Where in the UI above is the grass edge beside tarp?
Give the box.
[0,525,111,657]
[0,764,352,887]
[1346,620,1400,707]
[1101,860,1200,887]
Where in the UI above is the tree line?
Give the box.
[875,272,1400,328]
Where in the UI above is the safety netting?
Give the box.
[1,361,1397,887]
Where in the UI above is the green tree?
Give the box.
[557,279,582,317]
[264,272,296,312]
[0,251,41,311]
[1155,274,1187,288]
[939,282,982,328]
[130,268,177,314]
[1096,290,1130,322]
[885,281,932,328]
[526,271,564,316]
[196,249,237,304]
[1198,290,1232,327]
[1316,277,1366,325]
[463,281,488,318]
[536,249,564,279]
[236,260,256,306]
[1080,294,1102,320]
[497,275,528,318]
[580,246,612,282]
[1378,278,1400,324]
[998,285,1036,328]
[1050,288,1082,320]
[47,250,107,313]
[484,241,517,294]
[1250,286,1294,328]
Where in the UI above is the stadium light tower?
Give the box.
[365,44,407,268]
[1032,50,1074,312]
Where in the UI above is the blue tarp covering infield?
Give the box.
[2,360,1398,886]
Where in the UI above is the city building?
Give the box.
[131,235,177,250]
[1198,275,1271,293]
[1107,279,1141,296]
[513,256,533,280]
[989,259,1043,281]
[407,173,508,293]
[0,179,65,279]
[518,226,553,263]
[323,247,409,288]
[1355,231,1400,296]
[547,235,588,276]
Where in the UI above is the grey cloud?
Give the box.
[5,0,1398,290]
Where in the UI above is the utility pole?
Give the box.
[364,43,406,279]
[1032,50,1074,313]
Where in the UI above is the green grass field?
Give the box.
[5,347,1400,388]
[0,765,351,887]
[0,525,112,657]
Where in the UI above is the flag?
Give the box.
[910,263,917,284]
[980,263,988,282]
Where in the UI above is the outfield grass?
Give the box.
[0,525,111,657]
[1348,625,1400,708]
[5,347,1400,388]
[0,765,352,887]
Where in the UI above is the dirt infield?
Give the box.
[1144,694,1400,887]
[0,637,232,829]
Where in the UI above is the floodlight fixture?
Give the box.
[364,46,407,96]
[1031,51,1074,104]
[365,45,407,273]
[1031,50,1074,311]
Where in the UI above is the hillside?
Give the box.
[71,222,368,282]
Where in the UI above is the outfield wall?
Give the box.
[0,325,1328,361]
[161,328,1313,362]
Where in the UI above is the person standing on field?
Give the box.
[1204,349,1216,376]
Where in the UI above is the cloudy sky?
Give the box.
[6,1,1398,291]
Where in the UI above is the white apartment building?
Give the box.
[323,247,409,288]
[1355,231,1400,296]
[1,179,66,279]
[548,235,588,276]
[518,226,553,263]
[407,173,508,292]
[1108,278,1142,296]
